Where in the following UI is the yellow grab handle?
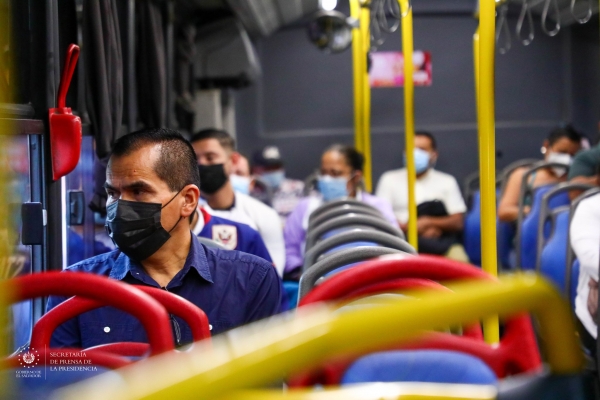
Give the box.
[56,274,583,400]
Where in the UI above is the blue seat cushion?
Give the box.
[341,350,497,385]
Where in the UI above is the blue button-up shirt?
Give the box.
[46,233,282,348]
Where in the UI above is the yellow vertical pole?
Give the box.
[399,0,418,250]
[350,0,364,156]
[360,3,373,192]
[474,29,480,118]
[477,0,500,344]
[0,4,13,396]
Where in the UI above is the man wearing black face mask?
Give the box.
[190,129,285,277]
[46,128,282,349]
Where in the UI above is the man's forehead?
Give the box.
[107,145,160,180]
[193,138,230,154]
[415,136,433,150]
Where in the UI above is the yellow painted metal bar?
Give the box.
[0,5,14,396]
[360,4,372,192]
[473,29,479,119]
[477,0,499,344]
[57,274,584,400]
[350,0,372,192]
[224,382,497,400]
[399,0,418,250]
[350,0,364,156]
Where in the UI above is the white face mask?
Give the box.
[546,152,572,177]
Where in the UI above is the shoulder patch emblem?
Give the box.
[212,225,238,250]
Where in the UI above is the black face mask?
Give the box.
[198,164,228,194]
[105,192,182,262]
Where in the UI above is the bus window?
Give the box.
[4,135,33,352]
[65,136,115,267]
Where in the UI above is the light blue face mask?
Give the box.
[317,175,349,202]
[404,148,431,174]
[261,170,285,189]
[230,174,251,195]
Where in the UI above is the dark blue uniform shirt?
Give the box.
[46,233,282,348]
[196,209,273,263]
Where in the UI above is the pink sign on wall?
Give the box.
[369,51,432,88]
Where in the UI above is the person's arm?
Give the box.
[570,196,600,282]
[376,173,404,229]
[417,213,464,233]
[46,295,83,348]
[568,175,599,200]
[247,231,273,262]
[245,261,283,322]
[283,202,307,274]
[256,207,285,273]
[247,229,279,275]
[498,168,527,223]
[375,172,393,204]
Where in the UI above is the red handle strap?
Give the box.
[57,44,80,108]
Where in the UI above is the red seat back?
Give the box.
[31,285,211,353]
[289,255,542,386]
[2,272,174,359]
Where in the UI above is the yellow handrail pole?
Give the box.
[478,0,499,344]
[350,0,364,156]
[57,275,584,400]
[360,3,373,192]
[399,0,418,250]
[473,29,480,121]
[0,5,14,396]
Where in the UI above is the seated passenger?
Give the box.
[376,131,467,259]
[47,128,282,348]
[190,206,272,263]
[498,127,582,222]
[229,153,253,195]
[284,144,396,278]
[251,146,305,226]
[570,168,600,358]
[190,129,285,276]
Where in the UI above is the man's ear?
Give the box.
[541,139,549,154]
[231,151,241,164]
[181,184,201,219]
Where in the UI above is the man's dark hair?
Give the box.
[189,128,236,152]
[547,126,583,146]
[326,144,365,172]
[111,128,200,192]
[415,131,437,150]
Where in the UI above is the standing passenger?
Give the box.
[570,166,600,359]
[568,137,600,199]
[251,146,305,226]
[376,131,468,259]
[47,128,282,348]
[284,144,396,278]
[190,129,285,276]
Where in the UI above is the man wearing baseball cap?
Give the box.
[251,146,305,226]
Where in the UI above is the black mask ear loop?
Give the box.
[162,188,185,233]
